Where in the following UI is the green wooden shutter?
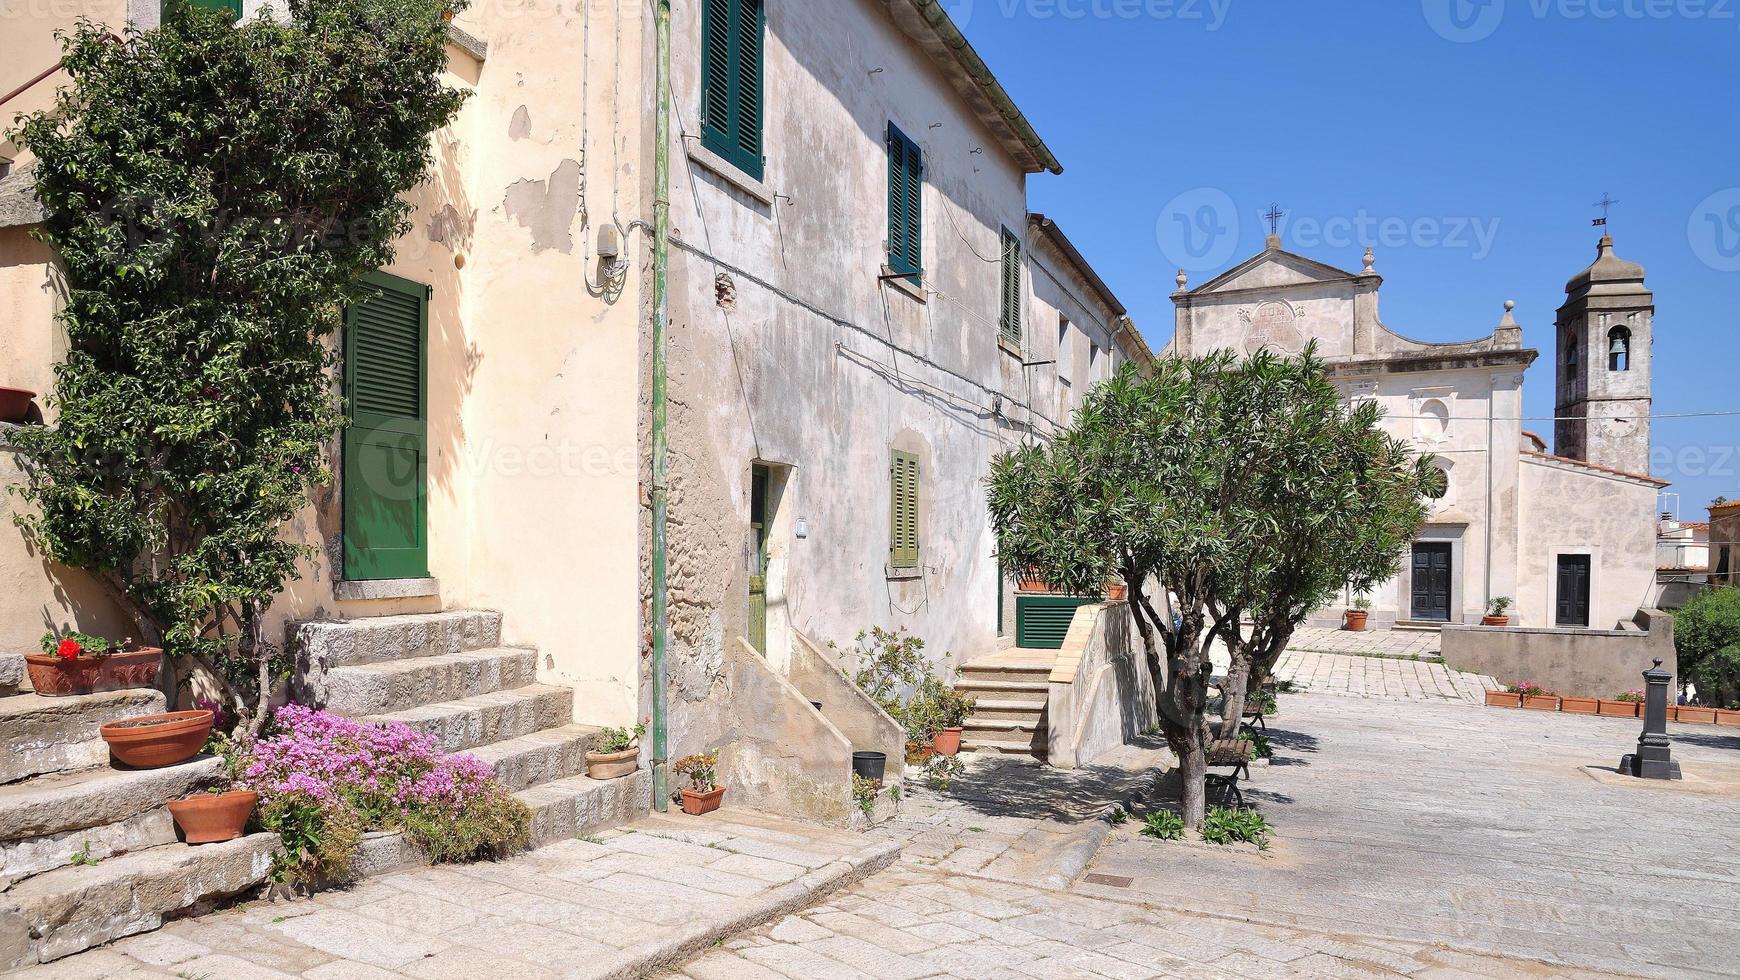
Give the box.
[166,0,242,20]
[1000,228,1022,344]
[343,272,429,582]
[886,124,923,284]
[1016,595,1095,650]
[889,450,920,569]
[700,0,765,181]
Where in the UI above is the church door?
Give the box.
[1410,543,1452,622]
[1556,555,1591,628]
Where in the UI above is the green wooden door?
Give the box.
[748,465,769,653]
[343,272,428,582]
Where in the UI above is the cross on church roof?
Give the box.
[1593,192,1619,229]
[1263,203,1285,236]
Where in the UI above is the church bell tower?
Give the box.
[1555,235,1654,475]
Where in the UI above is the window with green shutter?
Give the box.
[165,0,243,20]
[889,450,921,569]
[343,272,429,582]
[1000,227,1022,345]
[700,0,765,182]
[886,123,923,284]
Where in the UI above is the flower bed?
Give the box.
[239,705,530,883]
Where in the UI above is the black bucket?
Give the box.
[810,701,823,713]
[851,751,887,783]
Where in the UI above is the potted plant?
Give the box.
[1598,690,1642,717]
[922,681,975,757]
[1485,689,1522,708]
[1344,596,1371,632]
[1104,579,1128,602]
[1677,703,1718,725]
[1560,694,1599,715]
[23,630,164,697]
[0,386,35,424]
[585,721,644,780]
[166,732,258,843]
[1512,682,1558,711]
[1716,704,1740,727]
[1482,597,1513,627]
[1016,569,1050,593]
[674,751,724,815]
[100,709,215,768]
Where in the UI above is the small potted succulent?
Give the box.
[166,731,258,843]
[586,721,645,780]
[1482,596,1513,627]
[101,709,215,768]
[1344,596,1371,632]
[24,630,164,697]
[1598,690,1642,717]
[674,751,724,815]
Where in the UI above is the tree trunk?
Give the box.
[1220,642,1252,739]
[1177,730,1207,827]
[1126,575,1164,717]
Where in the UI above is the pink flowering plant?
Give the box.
[238,705,529,883]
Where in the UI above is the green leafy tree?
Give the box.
[1675,587,1740,708]
[8,0,466,733]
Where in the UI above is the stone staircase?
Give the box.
[0,686,278,969]
[291,610,649,868]
[956,653,1053,761]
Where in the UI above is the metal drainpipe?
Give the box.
[650,0,672,812]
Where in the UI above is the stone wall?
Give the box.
[711,639,854,826]
[786,632,905,774]
[1045,602,1156,769]
[1441,609,1676,699]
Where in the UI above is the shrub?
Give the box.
[1201,806,1272,849]
[921,755,964,791]
[1140,810,1185,840]
[1505,680,1551,697]
[1237,730,1273,760]
[1487,596,1514,617]
[238,705,529,883]
[839,626,971,742]
[1616,689,1645,703]
[851,774,881,821]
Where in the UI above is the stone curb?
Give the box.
[1031,801,1122,892]
[593,837,903,980]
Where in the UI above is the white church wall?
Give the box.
[1516,458,1660,630]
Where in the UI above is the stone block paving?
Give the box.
[1083,694,1740,979]
[675,863,1622,979]
[1289,626,1444,659]
[1274,648,1498,704]
[18,809,898,979]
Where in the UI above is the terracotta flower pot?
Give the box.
[1663,706,1679,722]
[904,741,934,766]
[1560,696,1598,715]
[23,648,164,697]
[1484,691,1521,708]
[168,790,258,844]
[585,747,639,780]
[1521,695,1560,711]
[100,710,213,769]
[1344,610,1369,632]
[1597,699,1639,718]
[1677,706,1718,725]
[1017,577,1049,593]
[1104,582,1128,601]
[1481,615,1511,627]
[680,786,725,816]
[1716,709,1740,728]
[0,387,35,424]
[931,727,963,757]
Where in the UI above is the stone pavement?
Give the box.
[1289,625,1443,659]
[1272,648,1498,703]
[20,809,899,979]
[1083,694,1740,979]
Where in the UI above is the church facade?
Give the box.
[1168,232,1664,631]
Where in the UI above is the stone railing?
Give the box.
[1045,601,1157,769]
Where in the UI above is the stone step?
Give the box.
[963,716,1044,736]
[322,647,539,717]
[462,724,600,793]
[0,688,167,784]
[957,663,1054,685]
[955,678,1049,703]
[365,684,575,753]
[965,698,1048,722]
[520,770,652,848]
[0,655,22,698]
[345,768,652,880]
[291,610,504,670]
[961,736,1048,759]
[0,832,279,969]
[0,758,222,887]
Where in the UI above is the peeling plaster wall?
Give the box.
[654,0,1074,765]
[1516,458,1660,630]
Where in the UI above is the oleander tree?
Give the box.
[7,0,466,733]
[1675,587,1740,708]
[989,346,1437,826]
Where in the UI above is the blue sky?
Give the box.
[955,0,1740,514]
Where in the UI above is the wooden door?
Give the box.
[748,465,769,654]
[1556,554,1592,627]
[343,272,428,582]
[1410,543,1452,622]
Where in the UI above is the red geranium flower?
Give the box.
[56,638,82,661]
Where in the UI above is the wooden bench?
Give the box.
[1241,681,1280,733]
[1205,738,1253,807]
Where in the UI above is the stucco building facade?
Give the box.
[1168,231,1664,630]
